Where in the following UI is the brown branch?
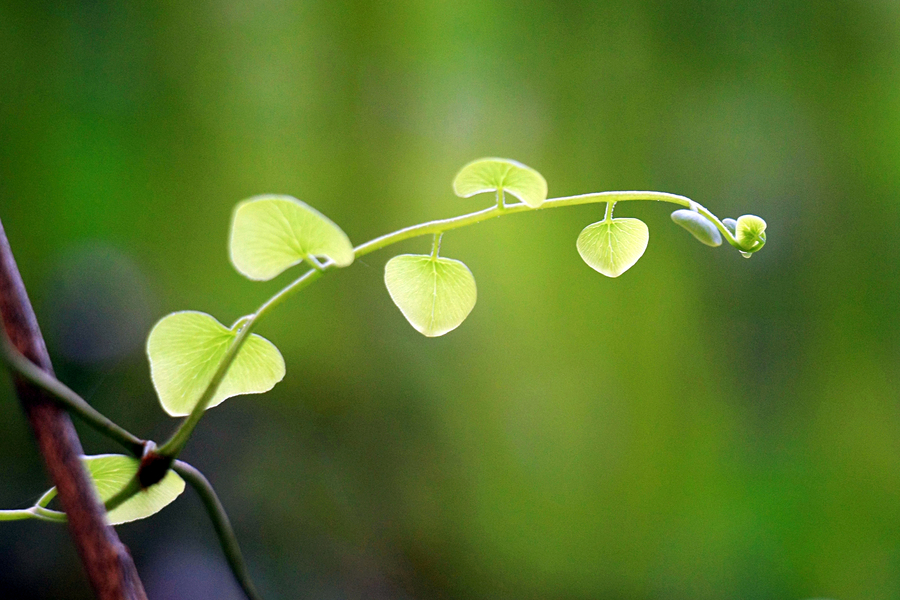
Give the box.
[0,218,147,600]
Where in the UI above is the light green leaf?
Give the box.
[670,209,722,247]
[453,158,548,208]
[576,218,650,278]
[735,214,767,253]
[147,311,285,417]
[45,455,185,525]
[230,195,354,281]
[384,255,477,337]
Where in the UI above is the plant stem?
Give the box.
[354,191,738,258]
[431,233,443,259]
[172,461,263,600]
[102,477,142,515]
[604,200,614,221]
[0,507,66,523]
[1,333,145,457]
[157,268,324,458]
[33,506,66,522]
[4,189,739,522]
[0,509,41,521]
[0,187,745,591]
[36,487,58,507]
[157,190,738,463]
[0,217,148,600]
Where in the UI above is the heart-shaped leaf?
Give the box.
[453,158,548,208]
[384,255,477,337]
[44,455,185,525]
[147,311,285,417]
[670,209,722,247]
[576,218,650,277]
[230,195,354,281]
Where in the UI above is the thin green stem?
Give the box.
[173,461,263,600]
[604,200,615,221]
[158,189,739,463]
[354,191,738,259]
[0,184,749,579]
[304,256,325,271]
[36,487,57,508]
[103,477,142,515]
[0,507,66,523]
[1,328,160,524]
[431,233,443,259]
[354,204,501,258]
[0,509,39,521]
[157,268,324,458]
[1,266,326,518]
[0,333,146,456]
[32,506,66,522]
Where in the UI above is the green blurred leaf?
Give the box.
[670,209,722,247]
[230,195,354,281]
[147,311,285,417]
[576,218,649,277]
[46,455,185,525]
[384,255,477,337]
[453,158,548,208]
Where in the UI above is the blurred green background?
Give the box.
[1,0,899,598]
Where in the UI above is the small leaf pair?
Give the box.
[382,158,547,337]
[148,195,356,417]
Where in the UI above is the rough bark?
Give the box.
[0,218,147,600]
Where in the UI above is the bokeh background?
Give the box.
[1,1,898,598]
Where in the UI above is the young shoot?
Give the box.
[0,156,766,600]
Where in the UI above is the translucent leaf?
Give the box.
[147,311,285,417]
[722,218,737,235]
[453,158,548,208]
[230,195,354,281]
[46,455,185,525]
[735,214,767,253]
[576,218,650,278]
[384,255,477,337]
[670,209,722,247]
